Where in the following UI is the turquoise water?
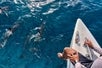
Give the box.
[0,0,102,68]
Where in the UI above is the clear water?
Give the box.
[0,0,102,68]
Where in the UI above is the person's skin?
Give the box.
[84,39,93,48]
[58,47,79,63]
[57,39,93,61]
[58,39,102,68]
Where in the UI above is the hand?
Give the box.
[69,52,79,63]
[84,39,93,48]
[73,55,79,63]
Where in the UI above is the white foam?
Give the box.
[65,0,81,7]
[13,0,24,4]
[23,14,32,18]
[42,8,58,15]
[27,0,55,9]
[14,0,18,4]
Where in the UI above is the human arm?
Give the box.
[92,46,102,55]
[84,39,102,55]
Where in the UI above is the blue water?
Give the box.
[0,0,102,68]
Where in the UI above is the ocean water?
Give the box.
[0,0,102,68]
